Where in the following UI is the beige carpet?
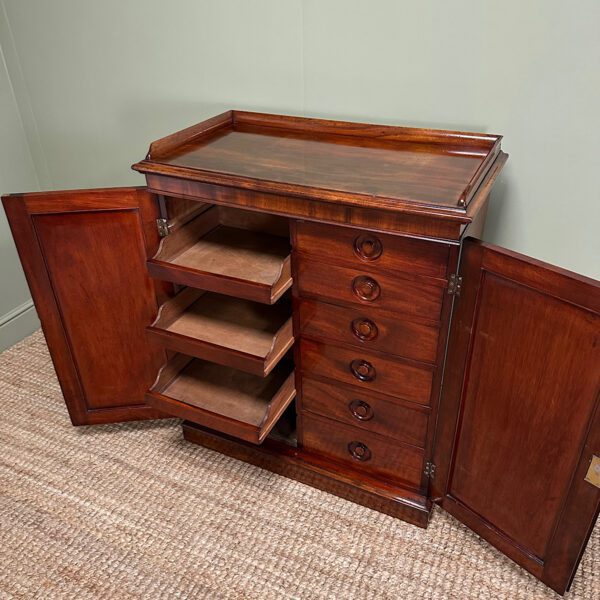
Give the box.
[0,331,597,600]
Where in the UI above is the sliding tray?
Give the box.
[146,288,293,376]
[147,206,292,304]
[146,355,296,444]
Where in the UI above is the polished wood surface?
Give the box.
[148,206,292,304]
[9,111,598,595]
[2,188,166,425]
[296,259,445,321]
[182,419,431,527]
[433,239,600,595]
[146,174,473,240]
[138,114,508,242]
[298,299,440,364]
[134,111,502,211]
[300,412,424,489]
[301,377,429,448]
[147,289,293,376]
[147,355,295,444]
[292,214,458,514]
[294,220,451,279]
[300,339,434,406]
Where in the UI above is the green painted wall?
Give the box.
[0,16,39,350]
[1,0,598,347]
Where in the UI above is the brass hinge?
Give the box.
[424,461,436,479]
[448,274,463,296]
[156,218,173,237]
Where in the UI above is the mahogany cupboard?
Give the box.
[3,112,599,595]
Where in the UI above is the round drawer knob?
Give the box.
[349,399,374,421]
[348,441,372,461]
[350,359,376,382]
[351,317,378,341]
[352,276,381,302]
[354,234,383,261]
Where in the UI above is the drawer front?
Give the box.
[294,221,450,279]
[300,339,434,406]
[298,299,440,364]
[301,378,429,448]
[296,259,444,321]
[301,412,424,488]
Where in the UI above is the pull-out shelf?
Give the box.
[146,354,296,444]
[147,206,292,304]
[147,288,294,376]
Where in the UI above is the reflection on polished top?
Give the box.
[134,111,503,210]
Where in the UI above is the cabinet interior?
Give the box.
[148,203,292,304]
[147,288,294,376]
[147,354,296,444]
[147,199,297,444]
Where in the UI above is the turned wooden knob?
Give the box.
[351,317,378,341]
[354,234,383,261]
[348,441,372,461]
[350,359,376,382]
[352,276,381,302]
[349,399,374,421]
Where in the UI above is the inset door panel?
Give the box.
[434,239,600,595]
[448,272,597,558]
[2,188,166,425]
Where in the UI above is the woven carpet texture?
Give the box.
[0,331,598,599]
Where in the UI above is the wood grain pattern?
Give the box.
[148,207,292,304]
[147,289,294,376]
[294,220,451,280]
[300,377,429,448]
[134,111,502,211]
[433,239,600,595]
[145,174,469,240]
[182,420,431,527]
[298,299,440,364]
[300,412,424,489]
[147,355,295,444]
[296,258,445,321]
[300,339,434,406]
[1,188,166,425]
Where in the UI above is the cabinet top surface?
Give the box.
[133,111,503,213]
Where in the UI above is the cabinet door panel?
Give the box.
[433,239,599,595]
[2,188,167,425]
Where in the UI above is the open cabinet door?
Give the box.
[432,239,599,595]
[2,188,168,425]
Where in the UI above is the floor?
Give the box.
[0,331,598,599]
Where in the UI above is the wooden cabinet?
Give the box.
[3,111,598,595]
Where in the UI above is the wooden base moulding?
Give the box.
[181,420,432,528]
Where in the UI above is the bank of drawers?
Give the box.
[294,220,450,488]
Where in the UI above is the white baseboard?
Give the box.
[0,300,40,351]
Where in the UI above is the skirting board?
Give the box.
[0,300,40,351]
